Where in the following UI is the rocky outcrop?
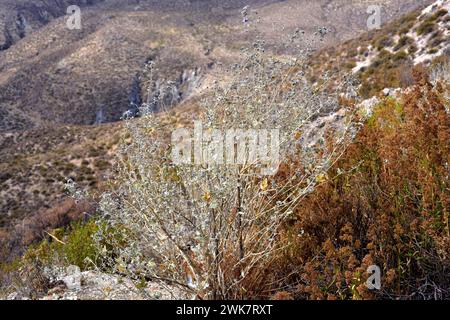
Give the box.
[128,76,142,117]
[5,265,186,300]
[145,68,202,113]
[300,96,380,149]
[15,13,31,39]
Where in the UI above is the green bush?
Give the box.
[394,36,413,51]
[62,221,99,269]
[19,219,124,271]
[374,36,393,50]
[428,48,439,54]
[393,50,408,62]
[416,21,435,36]
[432,9,448,20]
[408,44,417,53]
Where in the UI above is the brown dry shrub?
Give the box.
[271,291,294,300]
[272,68,449,299]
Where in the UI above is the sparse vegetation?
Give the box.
[394,36,414,51]
[0,0,448,301]
[274,67,449,299]
[374,36,394,51]
[94,37,358,299]
[416,20,435,36]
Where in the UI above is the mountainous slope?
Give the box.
[308,0,449,97]
[0,0,440,257]
[0,122,121,226]
[0,0,106,51]
[0,1,448,300]
[0,0,432,131]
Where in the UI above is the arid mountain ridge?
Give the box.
[0,0,441,239]
[0,0,432,131]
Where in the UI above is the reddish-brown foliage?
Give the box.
[272,69,449,299]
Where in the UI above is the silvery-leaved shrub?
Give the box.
[96,31,360,299]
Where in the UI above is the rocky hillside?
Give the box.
[0,0,431,131]
[0,123,121,228]
[0,0,441,267]
[353,0,450,70]
[0,0,448,301]
[0,0,433,231]
[0,0,106,51]
[308,0,449,97]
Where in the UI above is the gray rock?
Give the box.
[39,269,187,300]
[7,292,19,300]
[61,265,82,291]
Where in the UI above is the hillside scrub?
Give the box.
[0,198,93,263]
[35,62,447,301]
[272,65,449,300]
[5,64,448,300]
[1,10,448,298]
[94,36,360,299]
[0,217,128,298]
